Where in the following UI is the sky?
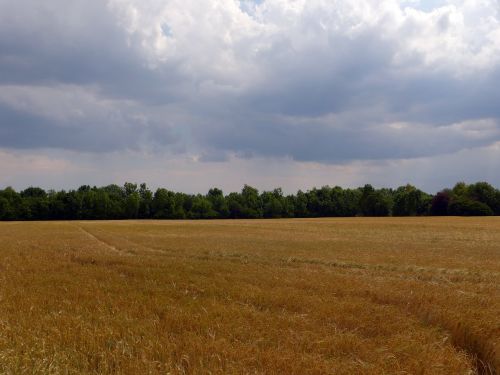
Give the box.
[0,0,499,194]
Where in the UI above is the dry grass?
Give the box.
[0,218,498,374]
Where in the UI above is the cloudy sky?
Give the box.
[1,0,499,193]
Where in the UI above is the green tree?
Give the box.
[261,189,285,218]
[190,195,216,219]
[292,190,309,217]
[452,182,468,197]
[0,197,10,220]
[94,190,111,219]
[226,192,244,218]
[359,185,392,216]
[448,196,493,216]
[125,192,140,219]
[207,188,229,218]
[21,187,47,198]
[123,182,138,196]
[468,182,498,213]
[241,185,262,218]
[393,184,431,216]
[152,189,175,219]
[139,183,153,219]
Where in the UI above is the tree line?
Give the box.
[0,181,499,221]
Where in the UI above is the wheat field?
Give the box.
[0,218,498,374]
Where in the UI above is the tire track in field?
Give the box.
[73,226,498,374]
[77,226,167,257]
[97,232,167,256]
[133,240,496,373]
[365,290,497,375]
[99,232,498,374]
[76,226,131,256]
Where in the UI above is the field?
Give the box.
[0,218,498,374]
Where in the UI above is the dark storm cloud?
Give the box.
[245,29,396,117]
[189,42,500,163]
[384,69,500,125]
[231,28,500,125]
[195,108,500,163]
[0,102,176,152]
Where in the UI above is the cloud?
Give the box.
[2,143,500,194]
[0,84,178,152]
[0,0,499,190]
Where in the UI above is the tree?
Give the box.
[78,190,95,219]
[190,195,216,219]
[123,182,138,196]
[430,191,450,216]
[468,182,498,213]
[21,187,47,198]
[495,191,500,215]
[359,185,392,216]
[241,185,262,218]
[292,190,309,217]
[152,189,175,219]
[226,192,244,218]
[207,188,229,218]
[125,192,140,219]
[343,188,362,217]
[0,187,21,219]
[48,191,70,220]
[93,190,111,219]
[262,189,285,218]
[0,197,10,220]
[448,197,493,216]
[0,181,499,221]
[393,184,431,216]
[103,185,125,219]
[78,185,91,193]
[139,183,153,219]
[452,182,468,197]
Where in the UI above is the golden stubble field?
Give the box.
[0,218,498,374]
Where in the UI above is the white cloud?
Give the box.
[109,0,500,77]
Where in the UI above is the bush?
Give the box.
[448,197,494,216]
[430,191,450,216]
